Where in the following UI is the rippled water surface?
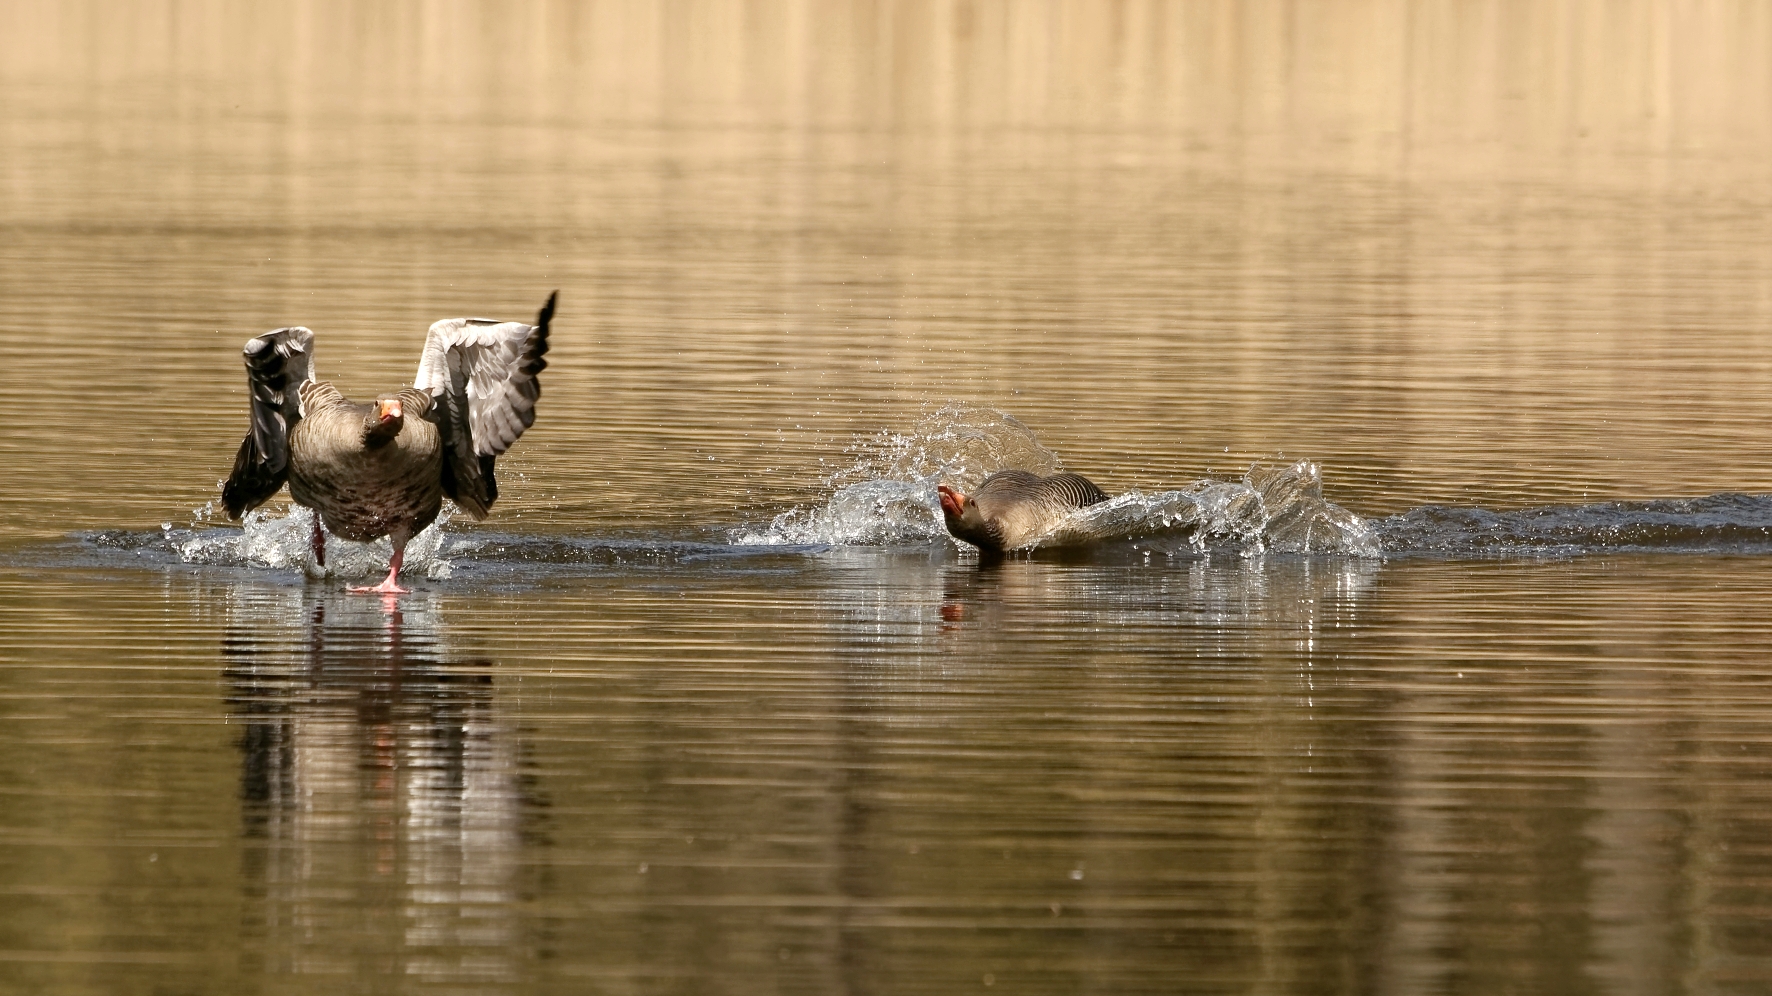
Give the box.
[6,2,1772,993]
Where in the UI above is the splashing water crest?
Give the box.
[831,403,1065,492]
[736,404,1066,547]
[731,479,948,547]
[735,407,1380,556]
[1049,461,1380,556]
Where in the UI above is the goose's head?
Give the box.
[938,484,1000,551]
[364,396,405,447]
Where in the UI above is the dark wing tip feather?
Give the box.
[536,290,557,332]
[523,291,555,377]
[480,454,499,505]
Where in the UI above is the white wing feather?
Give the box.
[414,317,543,457]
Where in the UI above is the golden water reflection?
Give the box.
[222,590,525,985]
[4,2,1772,993]
[0,554,1771,990]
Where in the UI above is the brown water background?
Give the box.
[4,2,1772,993]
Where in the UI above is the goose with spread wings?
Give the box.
[221,292,555,593]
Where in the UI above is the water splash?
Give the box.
[737,404,1067,547]
[732,479,947,547]
[734,406,1378,556]
[1011,459,1378,556]
[832,403,1065,492]
[171,503,457,580]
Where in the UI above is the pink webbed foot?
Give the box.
[347,549,409,595]
[347,577,410,595]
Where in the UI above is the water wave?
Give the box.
[1046,462,1380,556]
[1376,493,1772,557]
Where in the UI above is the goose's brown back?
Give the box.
[974,471,1108,510]
[963,470,1109,550]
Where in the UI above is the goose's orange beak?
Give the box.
[376,399,403,422]
[937,485,965,518]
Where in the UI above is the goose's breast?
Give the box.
[287,420,443,541]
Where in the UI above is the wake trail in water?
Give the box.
[36,405,1772,575]
[1375,493,1772,558]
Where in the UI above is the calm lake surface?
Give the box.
[5,2,1772,993]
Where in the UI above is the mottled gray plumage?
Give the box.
[287,382,442,544]
[938,470,1109,552]
[221,292,555,592]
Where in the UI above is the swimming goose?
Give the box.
[937,470,1109,553]
[221,292,555,593]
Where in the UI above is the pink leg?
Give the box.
[349,544,410,595]
[310,515,327,568]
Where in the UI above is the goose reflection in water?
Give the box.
[220,587,533,986]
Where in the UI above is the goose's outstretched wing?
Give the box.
[222,327,315,519]
[416,292,554,519]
